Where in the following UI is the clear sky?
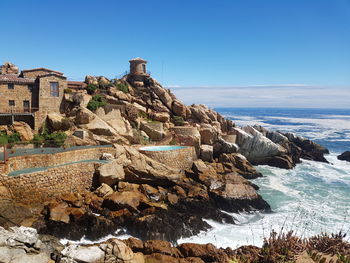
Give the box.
[1,0,350,107]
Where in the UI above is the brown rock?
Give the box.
[123,237,144,252]
[200,145,213,162]
[48,202,70,224]
[218,153,262,179]
[118,182,140,192]
[172,100,187,119]
[199,128,217,145]
[103,191,146,211]
[95,183,114,197]
[173,185,186,198]
[144,240,181,257]
[144,253,179,263]
[12,121,33,141]
[177,243,229,263]
[167,193,179,205]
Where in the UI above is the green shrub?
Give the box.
[115,82,129,93]
[32,131,67,147]
[86,84,98,95]
[173,116,185,126]
[64,88,73,94]
[87,94,106,111]
[8,133,21,143]
[0,132,8,145]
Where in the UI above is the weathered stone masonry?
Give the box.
[0,162,97,203]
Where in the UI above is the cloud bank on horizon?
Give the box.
[168,85,350,109]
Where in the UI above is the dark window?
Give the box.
[50,82,59,97]
[142,64,146,73]
[23,100,30,112]
[8,83,14,89]
[28,84,34,92]
[9,100,15,106]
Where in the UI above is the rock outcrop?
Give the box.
[338,151,350,162]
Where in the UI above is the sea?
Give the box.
[62,108,350,249]
[178,107,350,248]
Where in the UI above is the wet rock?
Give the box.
[218,153,262,179]
[338,151,350,162]
[144,240,181,257]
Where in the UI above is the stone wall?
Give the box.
[36,75,66,128]
[0,146,115,175]
[0,162,97,203]
[0,83,33,113]
[139,146,196,170]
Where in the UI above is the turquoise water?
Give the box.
[8,159,109,177]
[179,108,350,248]
[1,144,113,159]
[139,145,187,151]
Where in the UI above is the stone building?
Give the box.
[129,57,148,76]
[0,62,67,129]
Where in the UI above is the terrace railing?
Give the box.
[0,107,39,114]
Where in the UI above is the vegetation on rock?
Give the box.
[87,94,107,111]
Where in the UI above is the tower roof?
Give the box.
[129,57,147,63]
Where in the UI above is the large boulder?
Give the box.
[64,90,92,108]
[218,153,262,179]
[75,107,95,124]
[178,243,229,263]
[152,85,173,109]
[12,121,33,141]
[172,100,187,119]
[233,126,284,164]
[338,151,350,162]
[97,160,125,186]
[213,137,239,157]
[96,107,133,139]
[103,190,146,211]
[199,127,217,145]
[140,122,165,141]
[0,226,58,263]
[61,244,105,263]
[47,113,73,131]
[123,146,181,185]
[200,145,213,162]
[85,75,98,86]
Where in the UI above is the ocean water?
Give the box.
[178,108,350,248]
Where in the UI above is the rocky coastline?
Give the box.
[0,71,338,263]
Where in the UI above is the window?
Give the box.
[28,84,34,92]
[9,100,15,106]
[23,100,30,112]
[50,82,59,97]
[8,83,14,89]
[142,64,146,73]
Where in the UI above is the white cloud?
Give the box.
[168,85,350,108]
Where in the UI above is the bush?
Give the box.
[64,88,73,94]
[32,131,67,147]
[86,84,98,95]
[173,116,185,126]
[87,94,106,111]
[8,133,21,143]
[115,82,129,93]
[0,132,8,145]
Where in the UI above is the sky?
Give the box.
[1,0,350,108]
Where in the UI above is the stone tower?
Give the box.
[129,57,148,76]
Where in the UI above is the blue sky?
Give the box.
[1,0,350,107]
